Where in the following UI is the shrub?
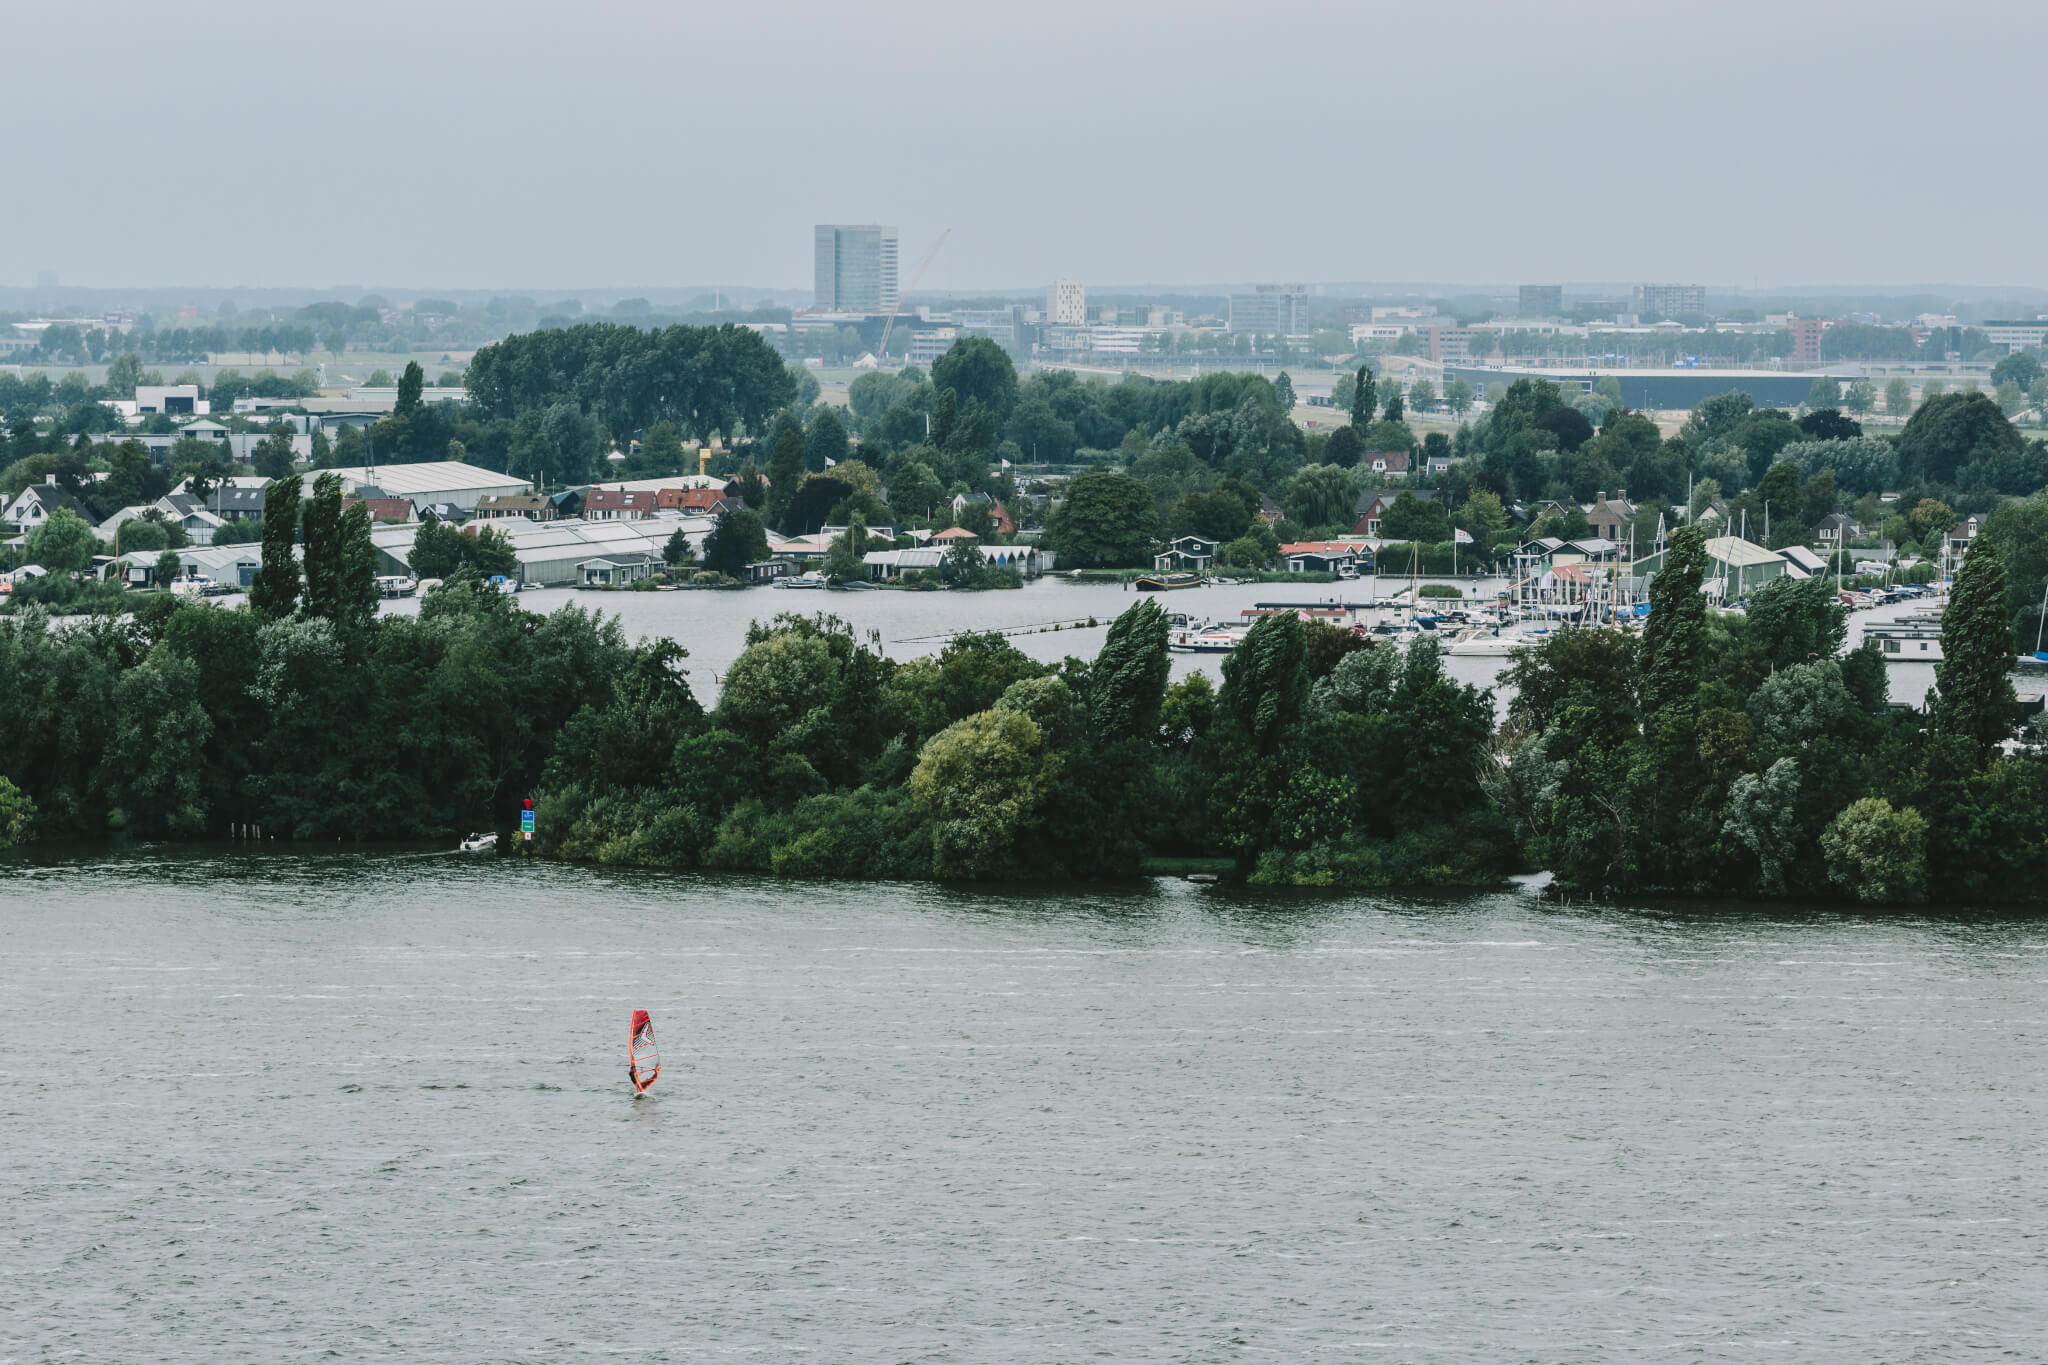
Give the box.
[1820,797,1928,904]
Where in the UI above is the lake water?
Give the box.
[7,852,2046,1359]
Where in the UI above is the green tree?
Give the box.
[251,475,302,617]
[663,527,696,568]
[334,501,380,629]
[886,458,942,521]
[104,352,144,399]
[929,337,1019,420]
[1821,798,1929,904]
[1804,376,1840,410]
[154,548,184,588]
[703,507,770,576]
[822,517,870,585]
[1909,497,1955,541]
[394,360,425,419]
[1722,758,1802,893]
[1219,610,1308,751]
[1641,523,1708,726]
[298,473,349,621]
[1273,371,1296,411]
[1407,378,1436,412]
[1382,387,1405,422]
[804,406,849,472]
[1445,376,1475,415]
[1932,538,2016,752]
[1349,365,1376,430]
[1842,378,1876,414]
[1047,471,1159,567]
[1897,391,2023,485]
[0,776,33,846]
[1883,377,1912,418]
[1378,492,1450,542]
[764,428,805,527]
[1283,462,1359,529]
[25,506,96,573]
[252,423,297,479]
[910,707,1059,878]
[1086,599,1171,741]
[1991,350,2043,391]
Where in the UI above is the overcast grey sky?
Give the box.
[7,0,2043,292]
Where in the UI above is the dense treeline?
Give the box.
[1490,529,2044,903]
[3,474,2043,904]
[465,322,795,441]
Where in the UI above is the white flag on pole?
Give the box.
[823,457,836,467]
[1000,458,1011,470]
[1454,528,1473,544]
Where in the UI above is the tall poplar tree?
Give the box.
[1086,600,1171,742]
[250,475,302,618]
[300,473,345,621]
[1349,365,1376,430]
[1933,538,2016,753]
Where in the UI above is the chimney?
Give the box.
[1617,487,1627,502]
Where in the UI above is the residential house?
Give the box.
[1813,512,1861,548]
[930,527,981,546]
[4,478,85,531]
[1361,450,1411,477]
[1281,539,1373,574]
[1153,535,1218,572]
[348,496,417,525]
[1257,494,1284,528]
[578,552,661,586]
[1585,491,1634,543]
[1945,515,1983,558]
[166,486,265,524]
[474,493,558,522]
[582,489,658,521]
[1351,488,1441,537]
[655,487,734,516]
[950,490,1016,533]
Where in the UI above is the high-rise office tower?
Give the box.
[813,225,899,312]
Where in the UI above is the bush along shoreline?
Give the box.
[1,505,2043,904]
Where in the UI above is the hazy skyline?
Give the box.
[8,0,2044,292]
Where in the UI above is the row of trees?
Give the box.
[1488,529,2042,903]
[4,511,2043,903]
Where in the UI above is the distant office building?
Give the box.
[954,306,1028,348]
[1786,317,1826,367]
[812,225,899,313]
[908,328,957,367]
[1427,326,1492,364]
[1228,284,1308,335]
[1519,285,1563,316]
[1634,283,1706,317]
[1048,280,1087,327]
[1982,320,2048,352]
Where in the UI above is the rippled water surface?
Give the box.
[6,852,2047,1360]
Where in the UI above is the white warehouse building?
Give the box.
[369,515,718,586]
[323,461,532,513]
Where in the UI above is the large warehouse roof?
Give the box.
[325,461,531,498]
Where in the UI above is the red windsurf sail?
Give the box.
[629,1011,660,1093]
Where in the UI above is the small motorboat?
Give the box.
[775,571,827,589]
[1136,572,1204,591]
[457,832,498,853]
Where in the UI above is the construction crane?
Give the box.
[877,228,951,360]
